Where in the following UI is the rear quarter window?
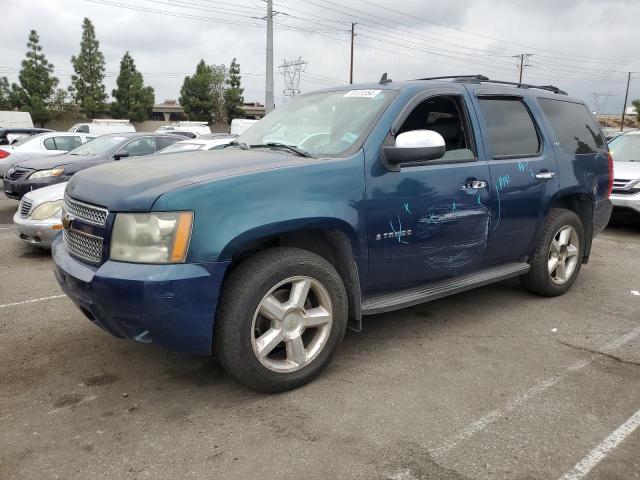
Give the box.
[538,98,606,155]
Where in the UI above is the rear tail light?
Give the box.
[607,151,614,198]
[0,149,9,160]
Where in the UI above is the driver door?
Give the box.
[365,91,493,292]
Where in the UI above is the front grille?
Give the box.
[19,198,33,217]
[612,189,639,196]
[64,196,108,226]
[63,229,103,263]
[612,179,640,195]
[5,167,30,181]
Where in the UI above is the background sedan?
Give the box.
[0,131,94,176]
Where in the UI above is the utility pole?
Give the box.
[265,0,274,113]
[514,53,533,84]
[620,72,632,132]
[350,23,356,84]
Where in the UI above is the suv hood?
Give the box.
[613,161,640,180]
[16,153,102,170]
[65,149,324,211]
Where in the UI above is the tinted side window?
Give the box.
[76,125,89,133]
[43,137,57,150]
[124,137,156,156]
[157,136,179,150]
[538,98,605,155]
[479,99,540,158]
[53,136,82,151]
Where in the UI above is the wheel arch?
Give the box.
[546,190,594,262]
[220,221,363,328]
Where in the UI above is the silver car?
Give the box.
[609,130,640,217]
[0,132,95,176]
[13,181,66,248]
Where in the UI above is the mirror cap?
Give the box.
[383,130,447,166]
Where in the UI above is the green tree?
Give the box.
[111,52,155,122]
[223,58,244,122]
[179,60,215,122]
[0,77,11,110]
[69,18,107,118]
[11,30,59,125]
[210,64,227,124]
[633,99,640,123]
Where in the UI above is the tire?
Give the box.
[214,247,348,393]
[521,208,585,297]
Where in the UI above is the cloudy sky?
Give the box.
[1,0,639,114]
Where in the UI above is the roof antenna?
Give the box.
[379,72,392,84]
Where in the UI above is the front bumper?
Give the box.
[13,211,62,248]
[610,192,640,215]
[52,235,230,355]
[4,177,65,200]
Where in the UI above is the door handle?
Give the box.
[460,178,487,190]
[535,171,556,180]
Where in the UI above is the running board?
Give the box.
[361,262,530,315]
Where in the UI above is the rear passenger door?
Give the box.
[471,94,559,265]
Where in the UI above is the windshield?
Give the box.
[609,134,640,162]
[238,89,393,156]
[157,142,203,154]
[69,135,126,156]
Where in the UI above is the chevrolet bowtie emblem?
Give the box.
[62,213,75,230]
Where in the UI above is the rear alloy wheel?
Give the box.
[548,225,580,285]
[215,247,348,393]
[521,208,585,297]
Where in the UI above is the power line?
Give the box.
[348,0,640,69]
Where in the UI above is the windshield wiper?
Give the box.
[251,142,313,158]
[225,140,250,150]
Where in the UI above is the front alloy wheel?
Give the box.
[215,247,348,392]
[252,276,333,373]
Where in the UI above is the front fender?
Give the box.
[152,152,367,263]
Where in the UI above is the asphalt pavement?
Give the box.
[1,196,638,480]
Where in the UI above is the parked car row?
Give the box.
[5,131,239,248]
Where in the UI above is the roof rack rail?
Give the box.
[415,75,567,95]
[415,75,489,83]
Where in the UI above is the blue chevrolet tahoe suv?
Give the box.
[52,76,613,392]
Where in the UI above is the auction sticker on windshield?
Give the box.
[343,89,382,98]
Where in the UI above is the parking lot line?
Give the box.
[431,325,640,458]
[0,294,66,309]
[558,408,640,480]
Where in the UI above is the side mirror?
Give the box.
[113,151,130,160]
[382,130,446,167]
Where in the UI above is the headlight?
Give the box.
[29,168,64,179]
[110,212,193,264]
[30,200,63,220]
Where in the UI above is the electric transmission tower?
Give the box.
[279,57,308,100]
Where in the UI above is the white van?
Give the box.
[68,119,136,135]
[0,111,34,129]
[230,118,258,136]
[156,121,211,137]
